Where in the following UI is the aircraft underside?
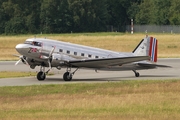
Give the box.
[14,56,158,81]
[33,62,155,81]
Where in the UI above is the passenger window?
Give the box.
[67,50,70,54]
[95,56,99,58]
[74,52,77,55]
[59,49,63,52]
[88,54,92,58]
[81,53,84,56]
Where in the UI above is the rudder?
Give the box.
[149,37,157,62]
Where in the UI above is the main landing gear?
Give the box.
[63,67,79,81]
[37,66,50,81]
[37,71,46,81]
[132,70,140,77]
[36,66,79,81]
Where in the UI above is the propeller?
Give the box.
[14,55,29,66]
[47,46,56,68]
[39,46,56,68]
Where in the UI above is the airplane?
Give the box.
[15,35,170,81]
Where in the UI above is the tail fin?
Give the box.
[133,36,158,62]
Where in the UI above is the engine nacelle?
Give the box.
[51,53,76,67]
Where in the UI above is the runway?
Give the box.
[0,58,179,86]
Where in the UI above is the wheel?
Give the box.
[63,72,72,81]
[37,71,46,81]
[135,72,140,77]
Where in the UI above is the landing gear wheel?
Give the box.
[132,70,140,77]
[37,71,46,81]
[63,72,72,81]
[135,72,140,77]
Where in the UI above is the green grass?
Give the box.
[0,71,54,78]
[0,80,180,120]
[0,71,36,78]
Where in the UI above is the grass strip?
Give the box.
[0,71,36,78]
[1,33,180,60]
[0,80,180,120]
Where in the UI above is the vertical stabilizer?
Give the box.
[133,36,157,62]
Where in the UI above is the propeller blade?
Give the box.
[13,54,21,57]
[48,59,51,68]
[15,59,21,66]
[21,56,29,65]
[14,55,29,66]
[49,46,56,58]
[39,47,55,68]
[47,46,55,68]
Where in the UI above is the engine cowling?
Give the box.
[51,53,76,67]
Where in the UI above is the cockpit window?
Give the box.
[32,41,42,46]
[24,41,32,44]
[24,41,42,47]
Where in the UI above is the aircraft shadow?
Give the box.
[45,74,177,82]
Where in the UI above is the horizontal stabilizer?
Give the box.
[138,63,171,68]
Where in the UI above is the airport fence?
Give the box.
[126,25,180,34]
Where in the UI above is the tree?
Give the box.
[169,0,180,25]
[135,0,155,24]
[153,0,170,25]
[52,0,73,33]
[127,0,143,23]
[40,0,72,33]
[0,6,6,33]
[2,0,25,34]
[0,0,180,34]
[5,17,25,34]
[69,0,108,32]
[106,0,136,31]
[24,0,41,33]
[1,0,41,34]
[40,0,54,33]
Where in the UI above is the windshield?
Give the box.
[24,41,42,47]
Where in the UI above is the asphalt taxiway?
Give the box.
[0,58,179,86]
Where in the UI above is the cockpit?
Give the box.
[24,41,42,47]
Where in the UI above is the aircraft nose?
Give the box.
[15,44,22,49]
[15,44,29,54]
[16,44,24,51]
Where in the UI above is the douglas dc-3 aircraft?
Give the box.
[15,36,169,81]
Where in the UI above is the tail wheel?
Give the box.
[132,70,140,77]
[135,72,140,77]
[37,71,46,81]
[63,72,72,81]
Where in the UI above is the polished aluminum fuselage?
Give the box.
[15,38,153,70]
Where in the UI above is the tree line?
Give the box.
[0,0,180,34]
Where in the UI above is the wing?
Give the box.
[67,56,150,68]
